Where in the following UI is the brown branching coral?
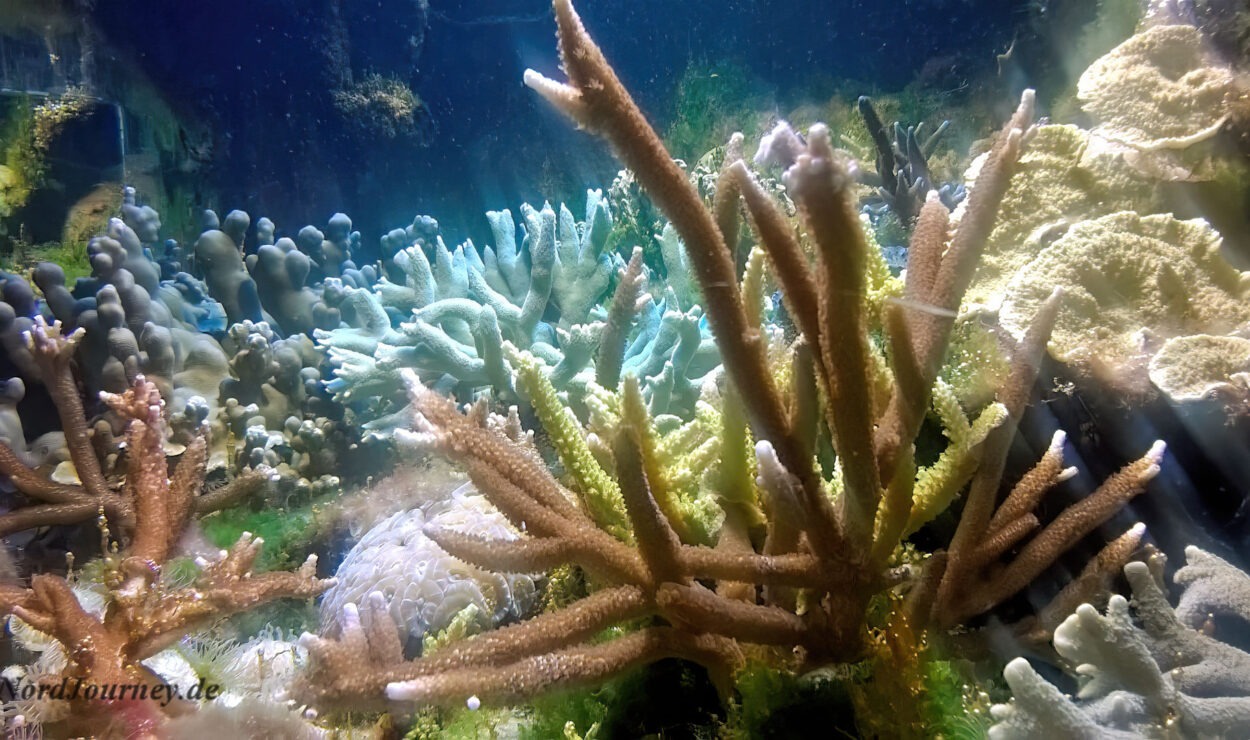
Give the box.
[0,321,330,734]
[0,318,264,540]
[295,0,1168,713]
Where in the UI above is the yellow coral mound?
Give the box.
[966,124,1157,306]
[1077,25,1235,151]
[999,211,1250,380]
[1148,334,1250,401]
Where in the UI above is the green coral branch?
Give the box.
[512,347,632,542]
[717,384,764,531]
[905,379,1007,536]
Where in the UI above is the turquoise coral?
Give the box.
[318,189,725,435]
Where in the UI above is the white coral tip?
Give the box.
[1001,656,1033,685]
[340,602,362,631]
[385,678,425,702]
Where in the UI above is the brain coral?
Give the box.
[999,211,1250,381]
[320,483,539,649]
[1078,24,1235,151]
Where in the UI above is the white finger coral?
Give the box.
[990,547,1250,738]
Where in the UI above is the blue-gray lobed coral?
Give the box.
[317,189,724,436]
[0,187,365,500]
[990,547,1250,738]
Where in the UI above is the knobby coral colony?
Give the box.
[294,0,1165,717]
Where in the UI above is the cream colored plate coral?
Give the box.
[998,211,1250,386]
[1078,24,1234,152]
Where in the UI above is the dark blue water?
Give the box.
[82,0,1040,247]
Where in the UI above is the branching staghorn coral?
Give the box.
[0,319,264,540]
[0,341,329,735]
[291,0,1169,714]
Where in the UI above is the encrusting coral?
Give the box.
[998,210,1250,388]
[1148,333,1250,401]
[947,15,1250,403]
[1078,23,1236,153]
[291,0,1166,715]
[0,324,329,736]
[964,123,1160,307]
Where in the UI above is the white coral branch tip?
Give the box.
[523,69,587,121]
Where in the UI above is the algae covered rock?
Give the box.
[999,211,1250,382]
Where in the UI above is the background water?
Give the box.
[2,0,1057,249]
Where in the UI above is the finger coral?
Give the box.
[990,548,1250,738]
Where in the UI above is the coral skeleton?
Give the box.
[292,0,1167,712]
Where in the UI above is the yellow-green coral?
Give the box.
[1148,334,1250,401]
[939,312,1011,411]
[860,216,906,324]
[1078,24,1236,151]
[904,380,1007,536]
[422,604,485,655]
[714,384,763,532]
[621,376,721,545]
[513,349,631,541]
[583,376,731,546]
